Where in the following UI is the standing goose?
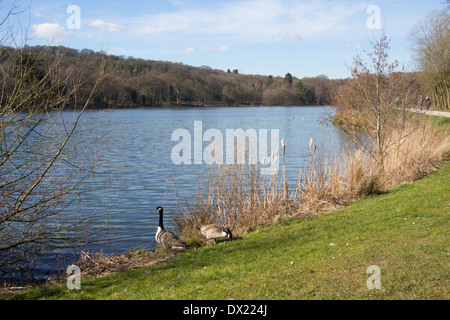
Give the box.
[197,224,232,244]
[155,206,187,250]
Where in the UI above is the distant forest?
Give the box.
[0,45,342,108]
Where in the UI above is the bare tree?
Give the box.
[332,32,418,167]
[0,3,108,281]
[409,10,450,109]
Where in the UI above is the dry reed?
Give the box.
[174,116,449,241]
[75,249,175,278]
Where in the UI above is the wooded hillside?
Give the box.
[0,45,341,108]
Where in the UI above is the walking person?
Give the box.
[418,95,424,111]
[425,96,431,111]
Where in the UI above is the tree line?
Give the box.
[0,45,341,109]
[409,9,449,110]
[333,8,449,120]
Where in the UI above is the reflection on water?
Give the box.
[2,106,351,278]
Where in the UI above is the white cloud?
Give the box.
[132,0,366,42]
[209,45,230,52]
[31,11,47,18]
[272,32,302,42]
[346,43,362,49]
[89,20,125,32]
[31,23,69,44]
[185,47,195,53]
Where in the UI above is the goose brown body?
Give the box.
[155,206,187,250]
[197,224,232,243]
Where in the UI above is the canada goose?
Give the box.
[197,224,232,244]
[155,206,187,250]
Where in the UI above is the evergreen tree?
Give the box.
[284,72,293,87]
[265,75,273,87]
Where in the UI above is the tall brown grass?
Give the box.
[173,163,291,241]
[174,116,449,242]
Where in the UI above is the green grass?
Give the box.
[4,162,449,300]
[428,115,450,133]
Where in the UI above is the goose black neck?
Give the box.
[158,209,164,229]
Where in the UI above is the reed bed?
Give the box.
[173,164,291,241]
[174,116,449,242]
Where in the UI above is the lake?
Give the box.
[3,106,351,278]
[77,106,348,252]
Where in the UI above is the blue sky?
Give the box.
[2,0,446,78]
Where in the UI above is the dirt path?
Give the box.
[408,108,450,118]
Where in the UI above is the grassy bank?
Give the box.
[4,161,449,300]
[175,111,449,242]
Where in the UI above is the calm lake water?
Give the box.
[77,106,348,252]
[5,106,352,277]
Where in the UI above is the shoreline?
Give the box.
[70,103,329,111]
[1,107,448,297]
[3,159,449,299]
